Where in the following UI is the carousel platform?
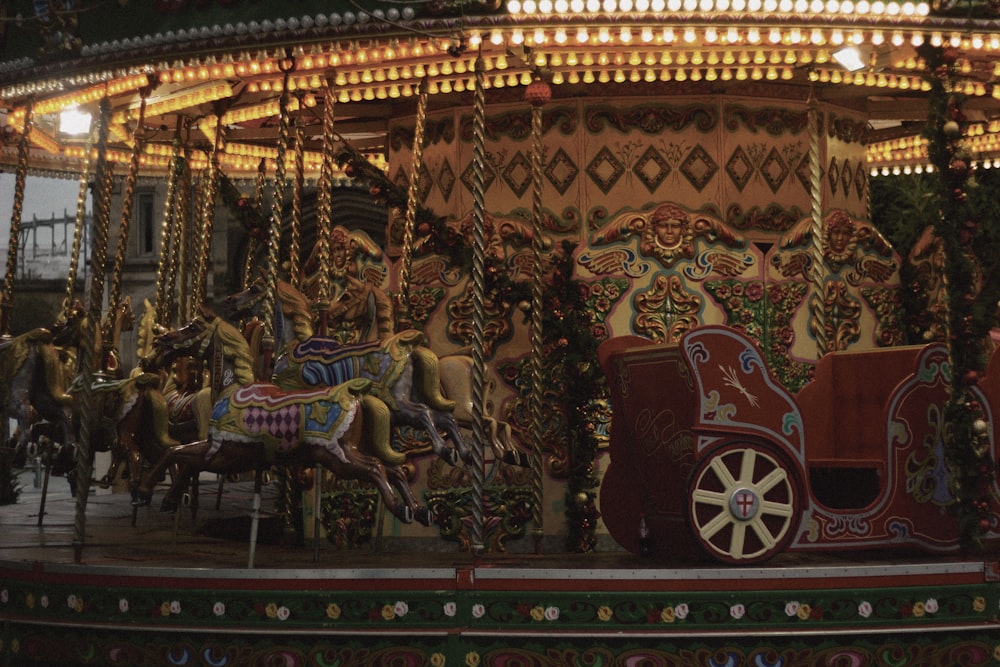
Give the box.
[2,470,1000,667]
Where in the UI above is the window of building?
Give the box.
[136,191,155,256]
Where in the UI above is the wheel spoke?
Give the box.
[748,515,780,549]
[729,520,748,555]
[755,468,787,495]
[759,499,795,518]
[691,488,727,508]
[708,456,738,489]
[737,448,757,485]
[699,508,734,539]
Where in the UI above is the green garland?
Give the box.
[920,44,999,548]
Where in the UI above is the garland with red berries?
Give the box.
[332,145,604,551]
[920,44,1000,549]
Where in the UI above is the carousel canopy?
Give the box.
[1,0,1000,179]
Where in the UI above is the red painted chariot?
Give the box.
[599,326,1000,564]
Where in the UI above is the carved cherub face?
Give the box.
[824,211,856,264]
[648,204,690,251]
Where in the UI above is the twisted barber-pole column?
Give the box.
[525,76,551,553]
[106,85,150,327]
[468,58,489,554]
[73,97,112,563]
[288,114,305,289]
[242,159,268,291]
[63,116,97,320]
[806,91,829,357]
[154,136,184,326]
[397,79,429,331]
[1,99,33,335]
[261,56,295,384]
[311,73,338,332]
[194,112,227,310]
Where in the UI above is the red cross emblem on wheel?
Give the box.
[729,488,759,521]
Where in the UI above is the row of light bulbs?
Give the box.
[871,160,1000,175]
[506,0,928,14]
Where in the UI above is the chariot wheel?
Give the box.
[686,440,801,564]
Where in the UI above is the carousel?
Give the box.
[1,0,1000,664]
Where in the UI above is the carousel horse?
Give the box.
[437,353,529,467]
[327,274,396,343]
[0,303,84,464]
[136,307,427,525]
[223,279,472,468]
[92,296,140,487]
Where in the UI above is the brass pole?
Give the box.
[1,99,33,335]
[469,56,488,555]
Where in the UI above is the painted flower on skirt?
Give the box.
[674,603,690,620]
[925,598,939,614]
[276,606,290,621]
[730,603,745,620]
[118,598,129,613]
[597,605,613,621]
[465,650,481,667]
[785,601,800,617]
[443,601,457,617]
[213,602,226,617]
[544,606,560,621]
[858,601,873,618]
[472,603,486,619]
[394,601,409,618]
[973,597,986,612]
[325,603,341,619]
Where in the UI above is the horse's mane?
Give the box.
[211,317,257,386]
[275,280,315,342]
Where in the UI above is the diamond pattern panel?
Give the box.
[795,154,812,193]
[680,144,718,192]
[438,159,456,202]
[854,161,867,200]
[418,163,433,202]
[840,159,853,196]
[461,160,497,194]
[760,147,789,194]
[634,146,671,193]
[545,147,578,195]
[502,151,533,198]
[586,146,626,195]
[827,157,839,196]
[725,145,753,192]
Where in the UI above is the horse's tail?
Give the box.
[360,394,406,466]
[39,342,74,407]
[411,346,457,413]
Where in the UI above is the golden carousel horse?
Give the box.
[135,307,428,525]
[326,274,396,343]
[223,279,472,467]
[0,303,84,463]
[225,279,530,467]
